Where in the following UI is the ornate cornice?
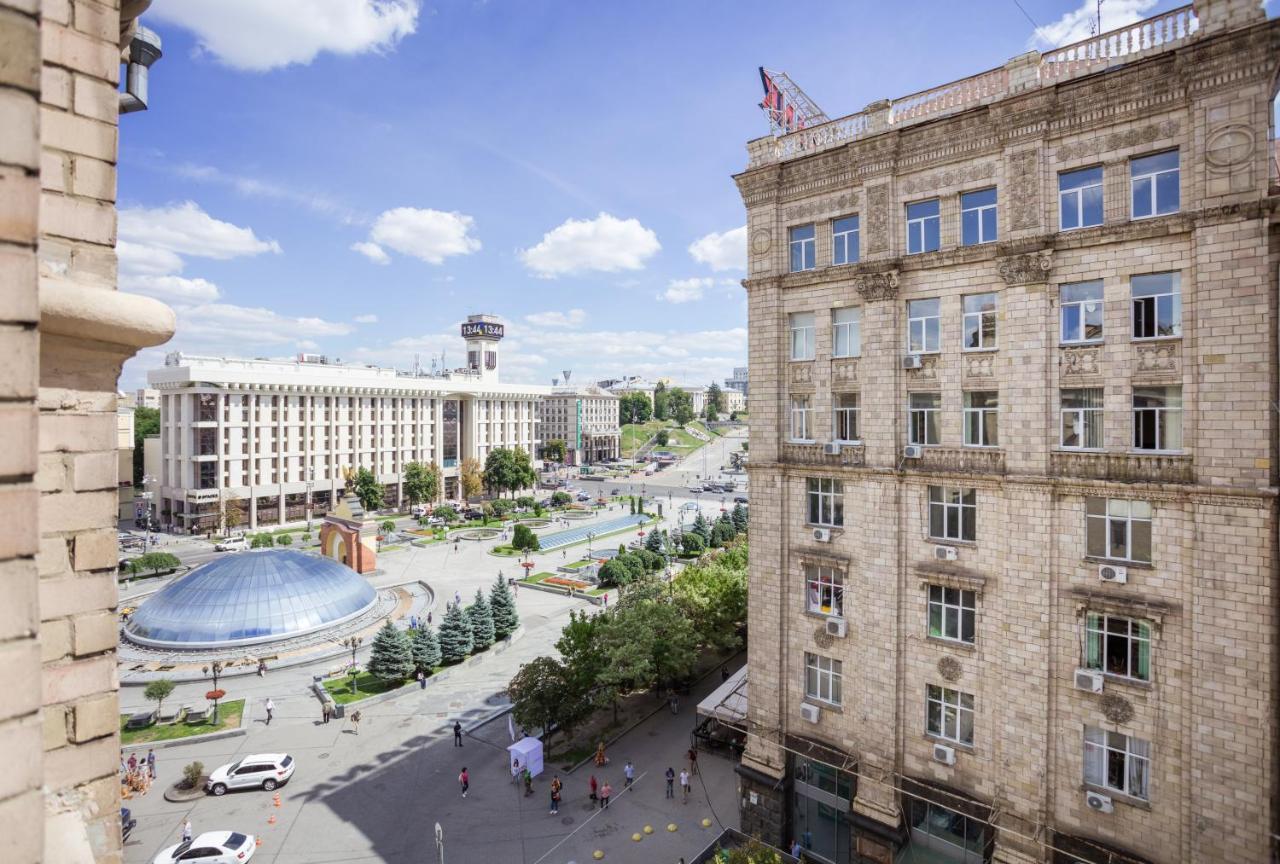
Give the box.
[996,249,1053,285]
[853,269,899,302]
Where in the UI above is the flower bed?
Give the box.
[543,575,589,590]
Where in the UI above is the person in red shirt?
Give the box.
[458,767,469,798]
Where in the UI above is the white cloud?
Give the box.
[124,275,222,304]
[688,225,746,272]
[661,277,712,304]
[119,201,281,259]
[116,241,184,277]
[519,213,660,278]
[173,162,365,225]
[524,309,586,328]
[351,241,391,264]
[149,0,420,71]
[354,314,379,324]
[174,303,352,351]
[354,208,481,265]
[1030,0,1157,48]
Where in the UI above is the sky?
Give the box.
[118,0,1216,392]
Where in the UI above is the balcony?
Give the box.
[779,441,865,468]
[1050,450,1194,484]
[916,447,1006,476]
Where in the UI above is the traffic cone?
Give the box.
[255,838,262,848]
[267,814,276,826]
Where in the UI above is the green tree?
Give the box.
[667,388,694,425]
[619,391,652,424]
[367,620,414,682]
[143,678,175,721]
[597,598,698,696]
[489,573,519,640]
[403,461,440,505]
[223,501,243,532]
[652,382,668,421]
[691,512,712,543]
[132,406,159,486]
[550,491,572,507]
[706,383,724,415]
[380,519,397,535]
[512,523,540,552]
[506,656,587,747]
[680,531,706,556]
[351,467,384,512]
[510,447,537,495]
[712,515,736,547]
[438,601,474,664]
[128,551,181,576]
[655,429,670,447]
[434,504,459,522]
[731,503,749,533]
[555,609,606,702]
[490,498,515,517]
[483,448,517,497]
[515,495,536,510]
[460,457,484,500]
[644,528,664,553]
[635,548,664,573]
[250,533,274,549]
[276,533,293,546]
[543,439,567,463]
[466,589,496,651]
[596,558,632,588]
[410,625,441,672]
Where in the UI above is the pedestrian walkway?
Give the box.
[537,513,650,551]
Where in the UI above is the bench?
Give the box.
[184,705,208,724]
[125,710,156,730]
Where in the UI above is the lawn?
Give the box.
[620,420,668,457]
[323,672,411,705]
[665,427,705,453]
[120,699,245,746]
[563,559,591,570]
[490,544,539,557]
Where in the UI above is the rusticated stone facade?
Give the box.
[735,2,1277,862]
[0,2,174,862]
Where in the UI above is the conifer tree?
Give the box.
[644,528,664,553]
[438,601,474,664]
[466,588,496,651]
[489,574,519,640]
[692,512,712,543]
[731,503,749,533]
[367,620,414,682]
[411,625,441,673]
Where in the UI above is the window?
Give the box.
[1084,613,1151,681]
[909,393,941,446]
[790,224,816,272]
[1130,150,1179,219]
[1086,497,1152,563]
[905,798,987,864]
[1084,727,1150,800]
[789,395,813,441]
[962,293,997,350]
[908,298,941,354]
[789,312,815,360]
[807,477,843,527]
[963,392,998,448]
[906,199,941,254]
[928,585,975,644]
[929,486,976,542]
[1060,388,1104,450]
[832,215,859,265]
[1132,386,1182,452]
[832,307,861,358]
[805,653,842,705]
[1131,272,1181,339]
[926,684,974,745]
[833,393,860,442]
[1059,166,1104,230]
[805,564,845,617]
[961,188,997,245]
[1060,281,1104,343]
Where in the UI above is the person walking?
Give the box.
[511,758,522,785]
[181,819,192,843]
[417,669,426,689]
[322,701,331,724]
[127,753,138,775]
[600,780,613,809]
[589,774,598,803]
[454,589,461,606]
[523,765,533,797]
[264,697,274,725]
[687,746,699,776]
[790,839,802,858]
[623,760,635,788]
[349,709,362,734]
[146,749,156,780]
[679,768,691,804]
[664,766,675,798]
[458,767,469,798]
[550,776,562,814]
[453,720,463,746]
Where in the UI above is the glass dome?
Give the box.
[125,550,377,649]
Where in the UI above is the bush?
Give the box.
[512,523,540,552]
[655,429,669,446]
[635,548,664,573]
[680,531,706,556]
[515,496,536,510]
[181,761,204,790]
[250,533,274,549]
[276,533,293,546]
[301,532,312,543]
[128,552,182,576]
[550,491,572,507]
[490,498,515,517]
[434,505,459,522]
[380,519,397,535]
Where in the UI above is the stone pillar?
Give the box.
[997,250,1054,475]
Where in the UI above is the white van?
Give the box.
[214,536,248,552]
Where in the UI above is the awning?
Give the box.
[697,664,747,724]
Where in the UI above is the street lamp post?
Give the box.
[202,661,224,725]
[342,636,363,692]
[587,531,595,558]
[305,467,315,532]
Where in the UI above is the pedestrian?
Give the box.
[623,760,635,788]
[603,592,608,607]
[417,669,426,689]
[523,766,533,797]
[411,614,417,629]
[550,780,562,814]
[594,742,608,766]
[454,590,461,606]
[458,767,469,798]
[589,774,598,803]
[453,720,463,746]
[322,701,331,724]
[512,758,522,784]
[350,708,362,734]
[665,766,675,798]
[790,839,802,858]
[721,664,731,683]
[127,753,138,775]
[427,611,433,625]
[680,769,690,803]
[600,780,613,809]
[669,692,679,714]
[687,746,698,776]
[146,749,156,780]
[181,819,192,843]
[257,660,266,677]
[265,697,274,725]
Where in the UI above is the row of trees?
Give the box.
[344,447,537,515]
[247,531,311,548]
[506,539,749,746]
[618,392,652,425]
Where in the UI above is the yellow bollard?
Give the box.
[667,823,678,832]
[701,818,712,828]
[592,851,604,860]
[643,825,654,835]
[632,833,642,842]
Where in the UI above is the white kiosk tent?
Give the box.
[694,665,748,753]
[507,736,544,779]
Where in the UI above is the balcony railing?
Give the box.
[1050,451,1194,484]
[1038,6,1198,82]
[779,441,865,468]
[916,447,1006,476]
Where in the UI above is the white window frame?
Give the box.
[962,293,997,351]
[805,652,843,706]
[1085,497,1152,564]
[805,564,845,618]
[833,392,860,443]
[789,395,813,442]
[1132,386,1182,453]
[1131,272,1181,340]
[1059,166,1104,231]
[909,392,941,446]
[907,298,941,354]
[1060,281,1104,344]
[960,187,997,246]
[1129,149,1179,220]
[928,485,976,543]
[1084,726,1150,801]
[789,224,816,273]
[1084,613,1151,682]
[1060,387,1104,451]
[789,312,815,361]
[832,215,859,266]
[962,391,998,448]
[831,307,861,358]
[906,199,941,254]
[928,585,976,645]
[926,684,974,746]
[806,477,843,527]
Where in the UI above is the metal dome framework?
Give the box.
[124,550,378,650]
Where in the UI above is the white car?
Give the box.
[205,753,295,795]
[152,831,255,863]
[214,536,248,552]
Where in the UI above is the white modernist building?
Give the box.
[541,384,620,466]
[147,314,548,532]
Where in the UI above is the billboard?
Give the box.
[461,321,504,340]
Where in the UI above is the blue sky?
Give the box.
[119,0,1205,391]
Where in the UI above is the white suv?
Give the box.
[206,753,295,795]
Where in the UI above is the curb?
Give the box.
[516,580,605,606]
[121,700,254,753]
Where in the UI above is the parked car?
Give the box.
[688,485,703,493]
[733,496,749,504]
[610,489,620,496]
[681,502,699,511]
[205,753,295,796]
[121,807,136,842]
[462,509,484,521]
[425,515,445,526]
[410,504,428,518]
[575,493,591,502]
[151,831,255,864]
[704,484,722,493]
[214,536,248,552]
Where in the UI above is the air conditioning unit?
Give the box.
[825,617,847,638]
[823,442,842,455]
[902,354,924,370]
[934,545,958,561]
[1098,564,1128,584]
[932,744,956,766]
[1074,668,1104,693]
[1084,791,1114,814]
[812,527,832,543]
[903,444,923,459]
[799,702,821,724]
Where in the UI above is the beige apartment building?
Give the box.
[541,384,621,466]
[735,2,1277,863]
[0,1,175,862]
